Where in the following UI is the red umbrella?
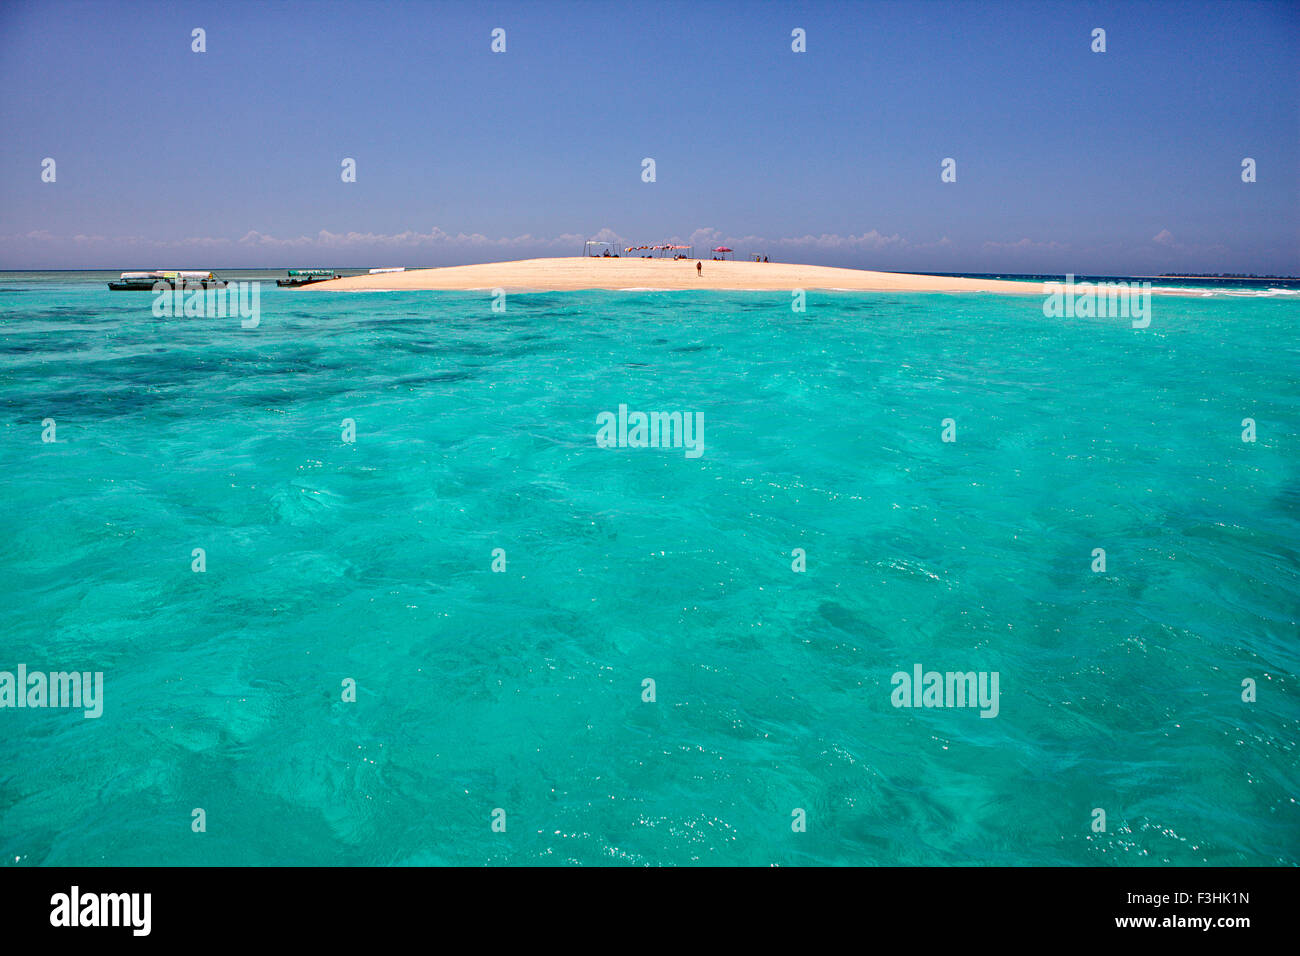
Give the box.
[713,247,732,252]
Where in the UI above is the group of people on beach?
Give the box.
[694,255,769,275]
[588,250,769,276]
[595,250,771,264]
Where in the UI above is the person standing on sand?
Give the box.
[697,261,702,276]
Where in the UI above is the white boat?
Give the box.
[108,270,227,290]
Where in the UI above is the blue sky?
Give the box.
[1,0,1296,272]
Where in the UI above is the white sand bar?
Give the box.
[301,257,1067,294]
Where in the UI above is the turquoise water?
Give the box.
[1,277,1297,866]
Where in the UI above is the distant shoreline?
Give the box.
[0,267,1295,283]
[1145,275,1298,282]
[0,266,1293,293]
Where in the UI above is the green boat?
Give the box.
[277,269,339,287]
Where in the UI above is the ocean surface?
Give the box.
[1,272,1296,866]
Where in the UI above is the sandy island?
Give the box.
[301,257,1058,294]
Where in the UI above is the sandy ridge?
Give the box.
[301,257,1057,294]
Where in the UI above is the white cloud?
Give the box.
[0,225,1037,265]
[2,225,932,253]
[232,227,595,249]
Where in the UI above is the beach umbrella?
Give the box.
[713,247,732,253]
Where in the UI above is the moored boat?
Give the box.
[108,270,227,291]
[277,269,339,287]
